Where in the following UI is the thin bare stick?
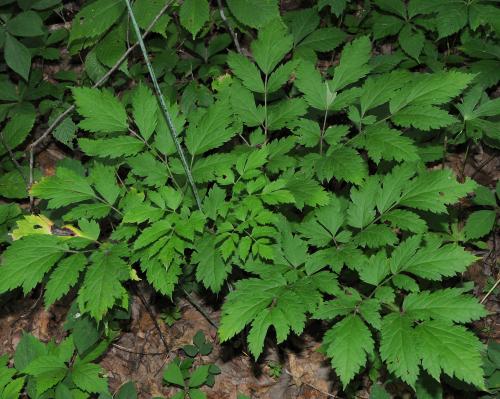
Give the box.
[133,284,169,351]
[30,106,75,150]
[10,285,45,329]
[471,153,496,178]
[216,0,242,54]
[481,273,500,304]
[182,288,219,329]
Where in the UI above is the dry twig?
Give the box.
[182,288,219,329]
[133,284,169,352]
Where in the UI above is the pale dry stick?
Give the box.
[216,0,242,54]
[27,0,173,209]
[124,0,203,211]
[481,273,500,304]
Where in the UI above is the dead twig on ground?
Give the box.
[481,272,500,304]
[182,288,219,329]
[133,284,170,352]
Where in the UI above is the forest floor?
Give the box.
[0,145,498,399]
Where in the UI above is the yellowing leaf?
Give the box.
[11,215,53,240]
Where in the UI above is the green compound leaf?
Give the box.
[380,313,420,388]
[389,71,475,113]
[141,259,181,299]
[329,36,372,91]
[4,33,32,81]
[31,167,97,209]
[0,235,67,295]
[179,0,209,39]
[398,239,477,280]
[251,19,294,74]
[226,0,279,28]
[403,288,488,323]
[294,61,336,111]
[73,87,128,133]
[77,248,130,321]
[44,253,87,307]
[185,101,235,156]
[361,125,419,164]
[464,210,496,241]
[399,169,477,213]
[323,315,374,386]
[132,83,158,141]
[391,105,458,130]
[416,320,485,389]
[24,355,67,395]
[79,137,144,158]
[219,275,316,358]
[71,362,108,393]
[228,52,265,93]
[192,236,230,293]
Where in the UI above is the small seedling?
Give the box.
[163,331,221,399]
[161,305,182,327]
[267,361,283,379]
